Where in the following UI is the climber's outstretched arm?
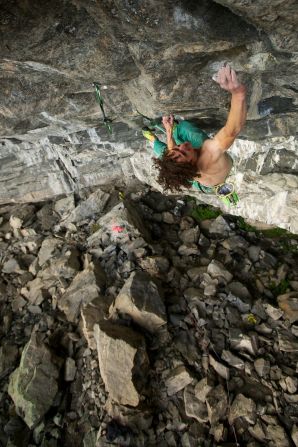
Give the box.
[162,115,176,152]
[209,65,247,152]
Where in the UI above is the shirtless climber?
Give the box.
[143,65,247,197]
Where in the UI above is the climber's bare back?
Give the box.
[195,139,233,186]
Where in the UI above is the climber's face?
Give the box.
[168,143,198,165]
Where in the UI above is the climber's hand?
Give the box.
[162,115,174,132]
[213,64,246,95]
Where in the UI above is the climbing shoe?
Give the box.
[142,127,156,142]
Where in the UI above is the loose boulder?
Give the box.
[111,271,167,333]
[8,332,61,429]
[94,321,149,407]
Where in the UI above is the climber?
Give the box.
[143,64,247,198]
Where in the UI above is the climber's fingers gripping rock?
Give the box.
[213,64,245,95]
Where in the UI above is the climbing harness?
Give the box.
[93,82,113,134]
[214,182,239,206]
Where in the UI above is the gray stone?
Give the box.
[248,421,267,443]
[254,358,270,378]
[206,385,228,425]
[207,260,233,283]
[184,384,208,423]
[221,235,249,251]
[162,212,175,224]
[194,378,212,402]
[221,350,245,370]
[37,238,61,266]
[229,328,258,356]
[186,267,206,283]
[227,281,251,301]
[209,355,230,379]
[165,365,193,396]
[228,394,257,425]
[179,227,200,245]
[81,297,111,350]
[54,195,75,219]
[248,246,261,263]
[64,358,76,382]
[88,202,151,247]
[278,330,298,352]
[105,397,153,432]
[58,261,105,322]
[292,425,298,447]
[266,424,290,447]
[26,277,47,305]
[264,303,284,320]
[111,271,167,333]
[277,292,298,323]
[94,321,148,407]
[285,376,297,394]
[8,332,61,429]
[139,256,170,276]
[2,258,23,274]
[178,244,200,256]
[208,216,231,238]
[9,216,22,230]
[63,189,109,224]
[39,248,80,284]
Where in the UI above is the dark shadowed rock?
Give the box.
[81,296,112,350]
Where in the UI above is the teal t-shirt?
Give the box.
[153,120,209,157]
[153,120,213,192]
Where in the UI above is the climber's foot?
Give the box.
[142,127,156,142]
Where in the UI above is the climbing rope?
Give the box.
[93,82,113,134]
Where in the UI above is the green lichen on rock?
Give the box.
[190,204,222,222]
[8,333,61,429]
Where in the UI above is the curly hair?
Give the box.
[153,153,199,192]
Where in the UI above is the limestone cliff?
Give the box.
[0,0,297,231]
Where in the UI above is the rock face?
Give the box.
[0,0,297,232]
[8,333,61,429]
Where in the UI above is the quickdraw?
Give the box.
[93,82,113,134]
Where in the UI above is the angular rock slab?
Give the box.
[165,365,193,396]
[62,188,110,225]
[228,393,257,425]
[8,332,61,429]
[81,296,111,350]
[58,262,105,322]
[111,271,167,333]
[87,200,152,247]
[184,383,208,423]
[94,321,149,407]
[277,292,298,323]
